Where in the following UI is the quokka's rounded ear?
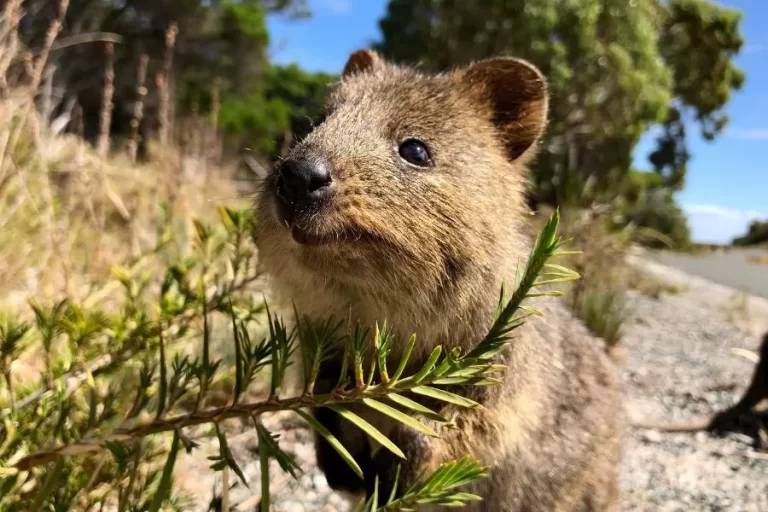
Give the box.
[460,57,549,162]
[342,49,386,78]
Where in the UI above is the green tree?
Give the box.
[218,64,335,155]
[651,0,745,190]
[376,0,744,209]
[733,220,768,246]
[264,64,336,151]
[15,0,309,151]
[619,187,692,249]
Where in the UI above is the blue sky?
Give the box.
[268,0,768,244]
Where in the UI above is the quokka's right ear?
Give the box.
[342,49,386,78]
[460,57,549,163]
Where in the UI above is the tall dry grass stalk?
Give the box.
[0,3,240,395]
[97,41,115,157]
[29,0,70,95]
[0,0,71,299]
[157,22,178,147]
[0,0,23,95]
[0,0,23,175]
[0,0,69,171]
[206,79,222,175]
[128,54,149,163]
[40,64,55,124]
[0,11,238,307]
[210,79,220,128]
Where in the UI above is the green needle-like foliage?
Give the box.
[0,209,576,511]
[0,315,32,412]
[357,456,488,512]
[297,312,345,395]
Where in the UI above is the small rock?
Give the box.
[313,474,329,491]
[280,500,305,512]
[642,430,662,444]
[725,432,755,446]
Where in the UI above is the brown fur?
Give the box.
[710,331,768,427]
[255,49,622,511]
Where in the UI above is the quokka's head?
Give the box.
[256,50,548,302]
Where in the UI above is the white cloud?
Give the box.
[683,204,766,244]
[685,204,766,220]
[318,0,352,15]
[726,128,768,141]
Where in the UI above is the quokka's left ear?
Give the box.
[460,57,549,162]
[342,49,387,78]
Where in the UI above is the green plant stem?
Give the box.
[259,438,270,512]
[118,442,142,512]
[222,467,231,512]
[13,369,482,471]
[44,347,54,389]
[30,458,65,511]
[2,367,14,411]
[0,274,258,420]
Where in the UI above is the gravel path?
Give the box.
[176,257,768,511]
[619,256,768,511]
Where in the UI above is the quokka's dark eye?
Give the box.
[398,139,432,167]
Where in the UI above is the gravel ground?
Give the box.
[176,257,768,511]
[619,256,768,512]
[174,412,353,512]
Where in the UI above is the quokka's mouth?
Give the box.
[268,185,377,247]
[290,225,374,246]
[291,226,329,245]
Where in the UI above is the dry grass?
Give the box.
[0,17,244,393]
[726,290,751,326]
[533,204,680,350]
[626,266,686,298]
[0,13,241,309]
[746,252,768,266]
[0,101,240,309]
[0,96,245,387]
[577,287,627,349]
[564,209,630,349]
[532,205,631,349]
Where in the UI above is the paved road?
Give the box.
[652,248,768,299]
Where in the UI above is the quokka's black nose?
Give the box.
[275,158,333,209]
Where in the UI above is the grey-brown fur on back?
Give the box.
[255,49,622,511]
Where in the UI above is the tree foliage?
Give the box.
[651,0,745,190]
[733,219,768,247]
[219,63,335,155]
[617,187,692,249]
[13,0,319,157]
[377,0,744,214]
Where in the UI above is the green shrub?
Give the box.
[733,219,768,246]
[576,288,627,349]
[551,207,630,349]
[616,188,692,250]
[0,207,578,511]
